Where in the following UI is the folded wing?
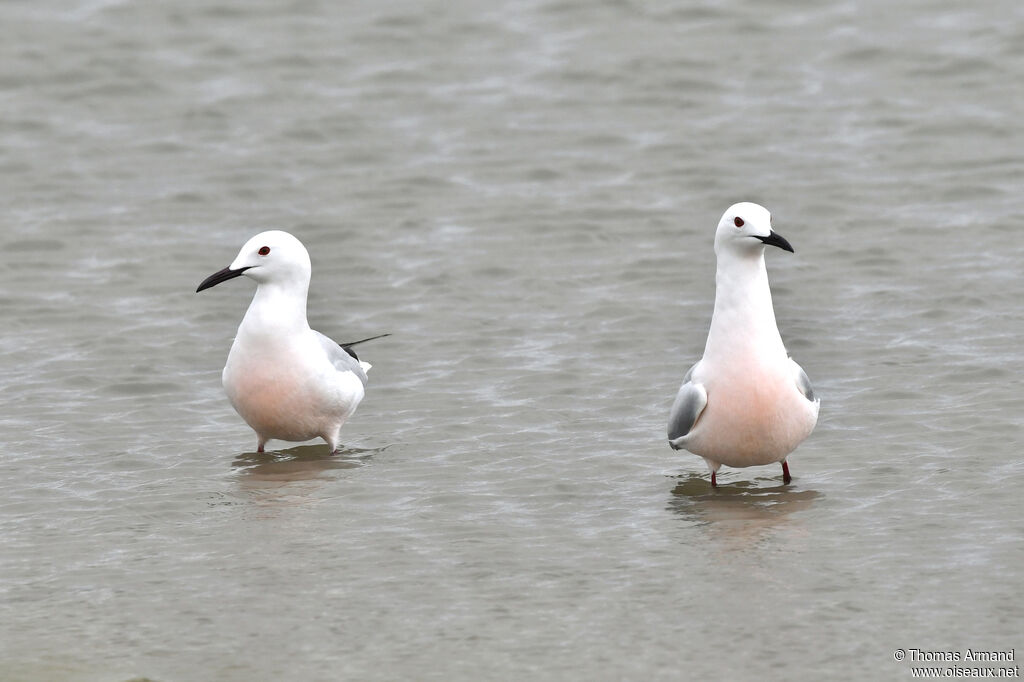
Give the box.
[315,331,369,386]
[667,362,707,449]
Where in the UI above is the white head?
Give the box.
[713,202,793,257]
[196,230,312,293]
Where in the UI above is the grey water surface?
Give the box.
[1,1,1022,680]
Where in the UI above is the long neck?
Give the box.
[703,249,787,364]
[238,279,310,340]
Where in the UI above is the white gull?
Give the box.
[668,203,819,486]
[197,230,386,453]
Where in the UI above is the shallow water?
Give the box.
[1,1,1022,680]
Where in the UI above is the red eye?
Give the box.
[734,217,744,227]
[258,246,270,256]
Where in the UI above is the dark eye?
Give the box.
[734,217,744,228]
[258,246,270,256]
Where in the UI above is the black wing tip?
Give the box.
[339,333,392,360]
[339,333,392,347]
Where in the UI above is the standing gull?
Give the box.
[197,230,386,453]
[667,203,819,486]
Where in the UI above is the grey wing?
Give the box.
[315,331,368,386]
[790,358,816,402]
[667,362,707,447]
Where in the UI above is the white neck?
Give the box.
[703,248,787,363]
[238,280,311,339]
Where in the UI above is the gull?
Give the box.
[196,230,386,453]
[668,203,819,487]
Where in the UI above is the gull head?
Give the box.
[714,202,794,257]
[196,230,312,292]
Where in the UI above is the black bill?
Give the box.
[196,266,251,293]
[755,230,794,253]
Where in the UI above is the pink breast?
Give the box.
[689,369,813,466]
[227,368,321,441]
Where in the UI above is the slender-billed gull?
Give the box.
[668,203,819,486]
[196,230,386,453]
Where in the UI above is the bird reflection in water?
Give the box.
[231,444,380,491]
[668,472,821,552]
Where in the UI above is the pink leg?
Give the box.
[710,471,717,488]
[782,460,791,484]
[257,443,265,453]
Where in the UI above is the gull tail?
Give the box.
[339,333,392,363]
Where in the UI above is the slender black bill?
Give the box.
[196,266,251,292]
[755,230,794,253]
